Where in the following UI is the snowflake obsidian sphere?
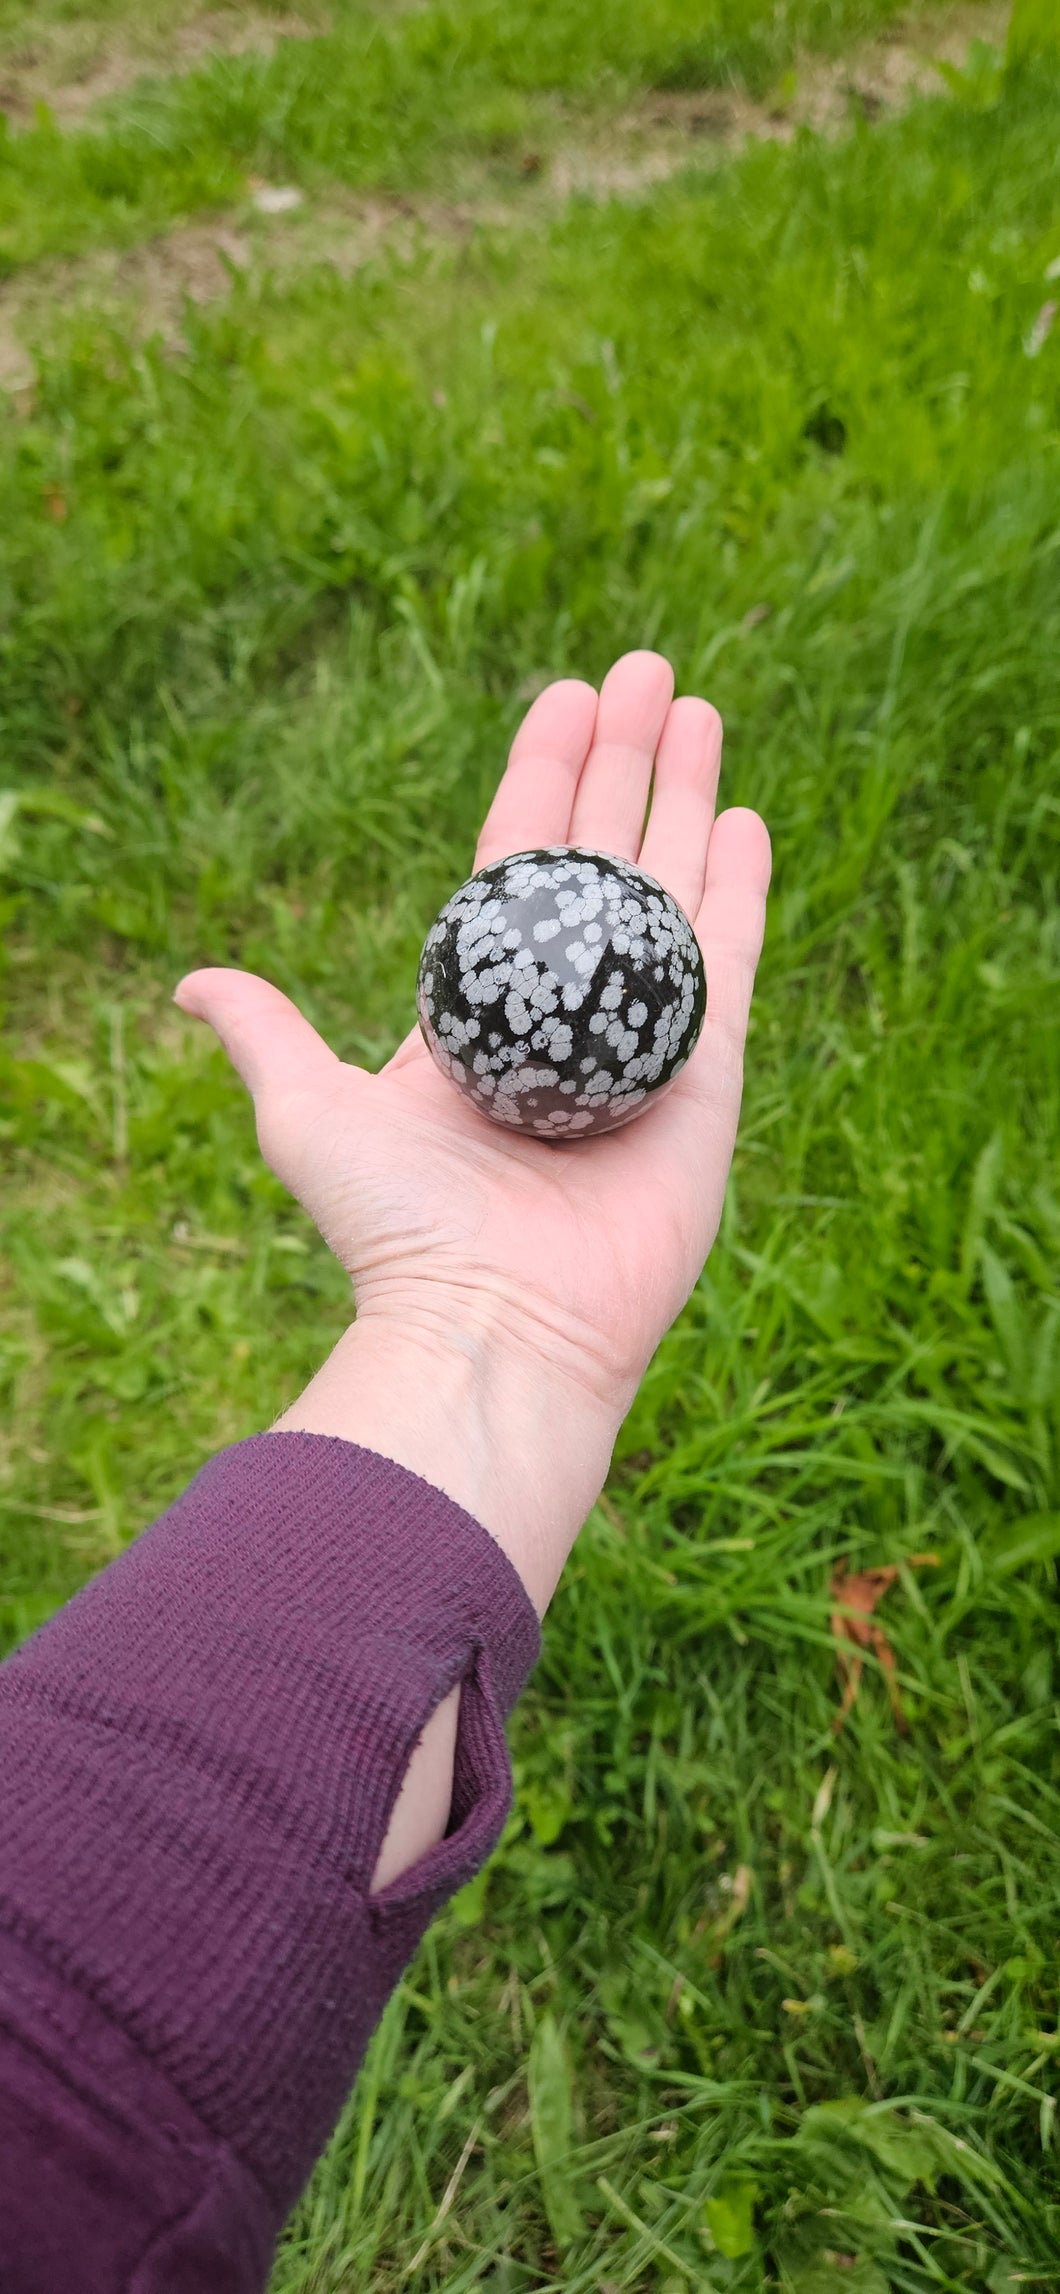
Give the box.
[416,846,706,1139]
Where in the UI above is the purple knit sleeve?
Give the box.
[0,1433,541,2291]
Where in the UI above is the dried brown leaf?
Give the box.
[829,1554,939,1733]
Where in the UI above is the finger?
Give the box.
[383,1021,430,1076]
[174,968,344,1105]
[567,649,674,858]
[630,809,770,1242]
[688,807,772,1083]
[636,696,723,922]
[473,678,598,872]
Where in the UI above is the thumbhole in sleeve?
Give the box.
[367,1645,513,1958]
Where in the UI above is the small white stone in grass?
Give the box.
[252,184,305,214]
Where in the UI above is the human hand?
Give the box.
[176,652,770,1608]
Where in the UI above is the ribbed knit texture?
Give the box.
[0,1433,540,2290]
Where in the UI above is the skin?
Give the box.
[175,650,771,1887]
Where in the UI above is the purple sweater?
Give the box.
[0,1434,541,2290]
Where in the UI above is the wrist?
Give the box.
[271,1310,628,1614]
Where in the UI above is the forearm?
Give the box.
[277,1316,624,1891]
[0,1372,547,2288]
[275,1313,626,1614]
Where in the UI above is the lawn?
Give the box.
[1,1,1059,2288]
[0,0,1003,263]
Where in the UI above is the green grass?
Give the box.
[2,3,1060,2288]
[1,0,967,267]
[0,0,324,60]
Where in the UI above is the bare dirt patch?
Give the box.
[0,193,497,397]
[0,222,254,395]
[0,1,1010,402]
[0,6,319,128]
[553,1,1009,198]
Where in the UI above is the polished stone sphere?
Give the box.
[416,845,706,1139]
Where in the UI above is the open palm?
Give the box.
[176,652,771,1415]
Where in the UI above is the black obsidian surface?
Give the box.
[416,846,706,1139]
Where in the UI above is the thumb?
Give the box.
[174,967,342,1106]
